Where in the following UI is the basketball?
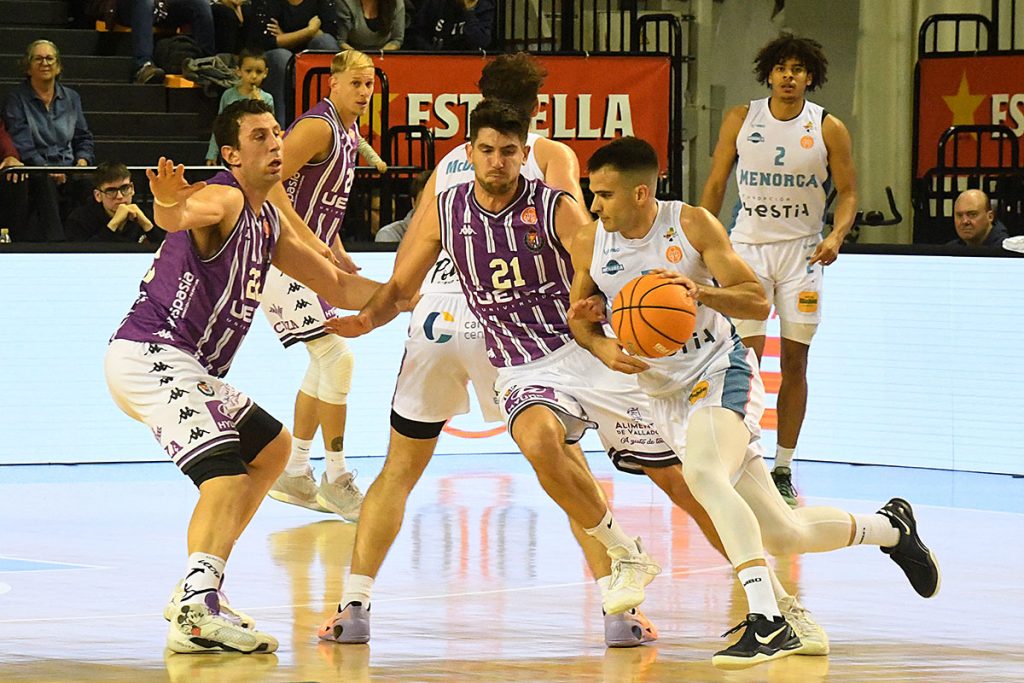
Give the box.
[610,273,697,358]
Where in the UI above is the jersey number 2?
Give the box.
[774,146,786,166]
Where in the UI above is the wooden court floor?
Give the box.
[1,454,1021,682]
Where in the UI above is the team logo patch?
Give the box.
[196,381,215,397]
[520,206,538,225]
[797,291,819,312]
[663,225,676,240]
[665,245,683,263]
[524,228,545,253]
[803,120,815,132]
[423,311,455,343]
[602,259,625,275]
[626,406,642,420]
[688,380,710,405]
[800,135,814,149]
[746,132,764,144]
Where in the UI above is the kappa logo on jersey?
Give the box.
[150,361,172,373]
[747,131,764,144]
[302,315,318,326]
[688,380,710,405]
[460,225,475,236]
[146,343,164,355]
[665,245,683,263]
[178,406,200,423]
[154,330,174,341]
[196,382,215,397]
[287,282,302,294]
[187,427,209,443]
[295,299,311,310]
[602,259,625,275]
[167,388,189,403]
[520,206,538,225]
[158,376,173,386]
[423,311,454,343]
[524,228,545,253]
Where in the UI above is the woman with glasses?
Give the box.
[64,162,165,245]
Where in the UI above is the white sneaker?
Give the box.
[163,581,255,629]
[268,467,330,512]
[166,602,277,654]
[316,471,364,522]
[778,595,829,655]
[604,538,661,615]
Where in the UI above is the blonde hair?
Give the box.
[331,49,374,74]
[20,39,60,75]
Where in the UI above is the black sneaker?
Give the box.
[134,61,165,85]
[771,466,799,507]
[878,497,941,598]
[711,613,801,670]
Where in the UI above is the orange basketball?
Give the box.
[610,273,697,358]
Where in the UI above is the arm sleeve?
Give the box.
[357,136,383,166]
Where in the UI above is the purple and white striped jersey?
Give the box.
[282,98,358,245]
[112,171,281,378]
[438,178,574,367]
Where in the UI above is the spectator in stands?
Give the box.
[64,162,164,244]
[375,169,428,242]
[336,0,404,51]
[116,0,216,84]
[256,0,340,128]
[0,118,30,241]
[206,48,275,164]
[211,0,258,55]
[406,0,494,51]
[3,39,95,241]
[948,189,1009,247]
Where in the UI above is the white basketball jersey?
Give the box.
[731,97,829,244]
[590,200,741,396]
[420,134,545,294]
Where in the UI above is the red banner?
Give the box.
[917,55,1024,176]
[294,53,672,173]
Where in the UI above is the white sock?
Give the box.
[774,446,796,469]
[182,552,226,606]
[584,511,640,559]
[325,449,347,483]
[285,438,314,476]
[851,513,900,547]
[341,573,375,608]
[737,564,780,619]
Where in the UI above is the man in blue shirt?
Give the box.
[947,189,1010,247]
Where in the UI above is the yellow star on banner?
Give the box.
[942,71,985,127]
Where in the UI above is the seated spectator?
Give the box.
[211,0,258,55]
[3,40,94,241]
[947,189,1010,247]
[116,0,216,84]
[336,0,404,51]
[255,0,340,128]
[406,0,494,51]
[64,162,164,245]
[206,48,275,164]
[375,169,429,242]
[0,118,30,241]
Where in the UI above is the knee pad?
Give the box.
[733,317,767,339]
[315,337,354,405]
[300,348,322,398]
[183,446,248,488]
[780,320,818,345]
[391,409,446,440]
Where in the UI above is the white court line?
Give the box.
[0,563,733,625]
[0,555,108,571]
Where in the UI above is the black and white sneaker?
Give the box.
[878,497,941,598]
[711,613,801,670]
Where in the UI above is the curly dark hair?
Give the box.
[478,52,547,116]
[753,33,828,91]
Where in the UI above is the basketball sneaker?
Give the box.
[318,602,371,644]
[163,580,255,630]
[777,595,829,655]
[268,467,330,512]
[603,538,662,615]
[604,608,658,648]
[712,613,801,670]
[771,466,799,508]
[878,497,941,598]
[316,471,364,522]
[166,601,278,654]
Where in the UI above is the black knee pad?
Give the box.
[237,404,283,464]
[183,446,248,487]
[390,409,445,440]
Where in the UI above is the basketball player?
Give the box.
[262,50,377,522]
[320,99,664,644]
[572,137,938,670]
[700,33,857,506]
[103,99,381,653]
[317,53,660,648]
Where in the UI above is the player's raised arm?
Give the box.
[682,205,769,320]
[147,157,229,233]
[272,210,381,311]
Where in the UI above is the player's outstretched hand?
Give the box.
[146,157,206,207]
[568,295,606,323]
[648,268,702,300]
[324,313,374,338]
[334,249,361,274]
[593,336,649,375]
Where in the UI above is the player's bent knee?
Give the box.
[733,318,767,339]
[317,345,354,404]
[761,523,803,556]
[238,405,286,466]
[391,409,445,440]
[780,321,817,345]
[183,446,249,488]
